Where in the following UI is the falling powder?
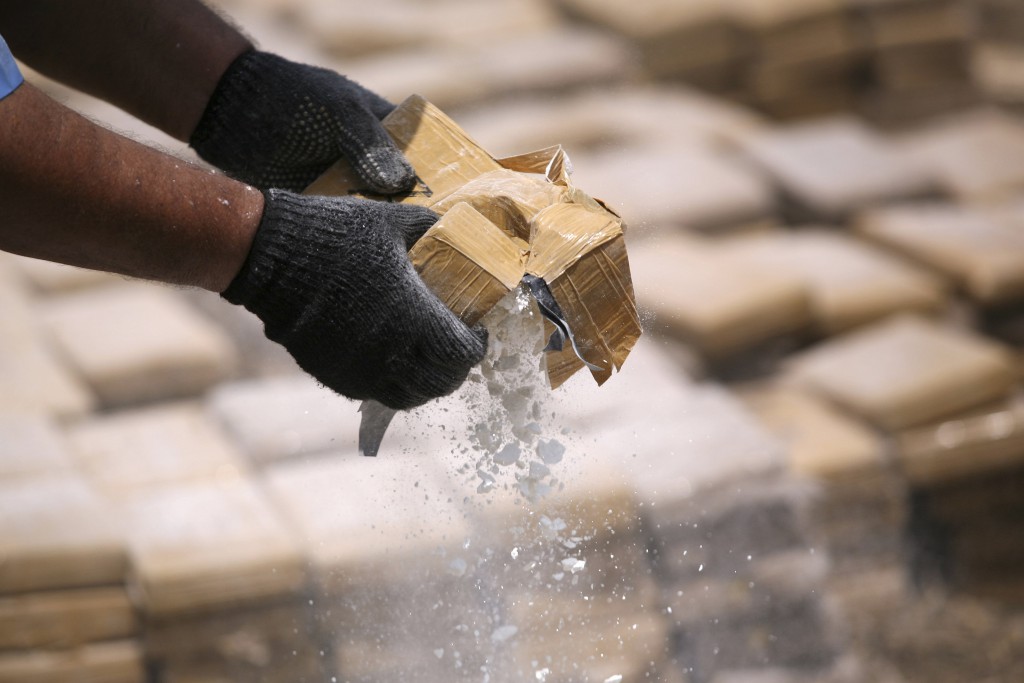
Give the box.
[490,624,519,644]
[455,287,567,504]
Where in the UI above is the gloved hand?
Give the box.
[190,50,414,194]
[224,190,488,410]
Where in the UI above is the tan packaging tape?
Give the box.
[306,95,641,389]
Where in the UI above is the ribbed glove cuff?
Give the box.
[222,189,318,326]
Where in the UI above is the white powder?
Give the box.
[493,443,521,466]
[561,557,586,574]
[536,439,565,465]
[456,286,565,505]
[490,624,519,643]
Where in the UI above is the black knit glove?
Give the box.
[224,190,488,410]
[190,50,414,194]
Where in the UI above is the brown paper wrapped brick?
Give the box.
[0,587,136,650]
[896,396,1024,485]
[306,94,642,389]
[0,477,125,593]
[784,315,1017,431]
[0,640,144,683]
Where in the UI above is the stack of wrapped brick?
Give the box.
[858,197,1024,350]
[553,0,742,94]
[909,442,1024,602]
[0,258,95,419]
[854,203,1024,600]
[545,0,980,123]
[778,316,1021,647]
[0,256,325,682]
[580,347,848,683]
[264,453,485,683]
[972,0,1024,111]
[258,338,676,683]
[732,0,865,119]
[894,108,1024,204]
[629,233,811,376]
[0,415,142,683]
[626,225,949,377]
[737,386,910,661]
[482,464,676,683]
[738,116,938,223]
[852,0,979,125]
[123,477,317,683]
[486,339,695,683]
[290,0,637,113]
[61,403,321,683]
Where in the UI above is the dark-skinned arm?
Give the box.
[0,0,415,193]
[0,83,488,409]
[0,82,261,291]
[0,0,251,141]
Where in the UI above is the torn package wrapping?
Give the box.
[306,95,642,389]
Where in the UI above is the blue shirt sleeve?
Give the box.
[0,32,24,101]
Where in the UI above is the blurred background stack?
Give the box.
[3,0,1024,681]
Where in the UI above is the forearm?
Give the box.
[0,82,261,291]
[0,0,251,140]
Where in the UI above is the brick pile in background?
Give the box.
[551,0,980,125]
[3,0,1024,681]
[973,0,1024,112]
[0,415,142,683]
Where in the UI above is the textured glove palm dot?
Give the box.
[191,50,415,194]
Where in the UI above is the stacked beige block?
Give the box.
[256,339,685,683]
[0,416,142,683]
[207,374,363,466]
[332,0,635,113]
[127,481,315,683]
[264,455,482,683]
[630,234,811,374]
[740,117,937,223]
[458,85,775,234]
[719,229,948,336]
[482,464,676,683]
[973,0,1024,111]
[852,0,979,126]
[897,109,1024,203]
[896,381,1024,601]
[0,261,94,419]
[555,0,743,93]
[455,85,769,159]
[858,201,1024,309]
[297,0,560,59]
[61,403,317,682]
[610,378,847,683]
[738,386,910,660]
[732,0,865,119]
[907,432,1024,602]
[571,142,775,234]
[781,315,1022,592]
[37,282,238,408]
[550,0,979,124]
[783,315,1016,434]
[630,226,952,375]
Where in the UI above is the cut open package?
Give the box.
[306,95,642,392]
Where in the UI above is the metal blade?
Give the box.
[358,400,399,457]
